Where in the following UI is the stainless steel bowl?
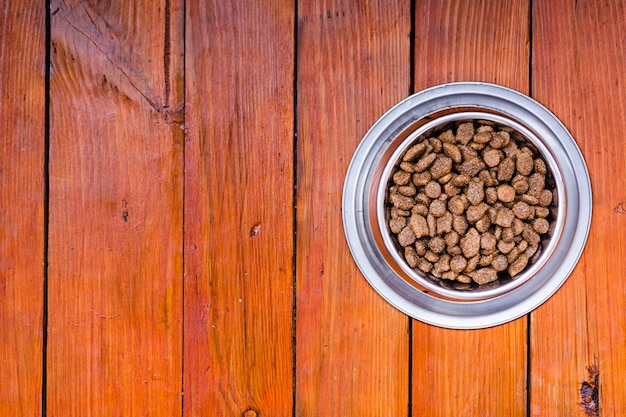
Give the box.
[342,82,592,329]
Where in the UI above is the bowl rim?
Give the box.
[342,82,592,329]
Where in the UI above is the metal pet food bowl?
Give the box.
[342,82,592,329]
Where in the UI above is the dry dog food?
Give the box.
[386,120,556,287]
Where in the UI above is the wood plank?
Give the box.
[295,2,411,415]
[531,0,626,414]
[47,0,184,415]
[0,2,46,415]
[412,1,530,415]
[183,1,295,415]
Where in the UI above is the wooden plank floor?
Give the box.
[1,0,623,415]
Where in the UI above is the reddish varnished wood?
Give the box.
[47,1,184,415]
[412,2,530,416]
[0,2,46,415]
[184,0,295,415]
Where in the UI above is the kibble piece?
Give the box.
[447,245,462,256]
[490,130,510,149]
[522,223,541,245]
[397,227,416,247]
[393,170,411,185]
[444,230,460,247]
[447,195,467,215]
[404,246,419,268]
[501,227,515,242]
[390,193,414,210]
[424,181,442,198]
[391,206,410,218]
[528,172,546,197]
[458,157,486,177]
[424,250,440,263]
[450,173,471,187]
[389,216,407,234]
[452,214,469,234]
[415,192,430,206]
[433,254,451,276]
[414,152,437,173]
[480,232,497,252]
[464,254,479,273]
[436,211,453,234]
[512,201,534,220]
[466,203,489,223]
[460,228,481,258]
[403,141,428,161]
[450,255,467,273]
[497,239,516,254]
[426,213,437,237]
[512,175,529,194]
[496,184,516,203]
[409,213,429,238]
[475,215,491,233]
[534,158,547,174]
[512,218,524,236]
[478,169,498,187]
[516,148,535,176]
[471,267,498,285]
[535,206,550,218]
[485,187,498,204]
[467,180,485,205]
[443,142,462,163]
[479,253,496,266]
[443,182,461,197]
[494,207,515,227]
[415,240,427,256]
[438,173,453,184]
[483,148,503,167]
[441,271,458,281]
[428,236,446,254]
[412,171,432,186]
[412,204,428,216]
[429,155,453,179]
[457,274,472,284]
[439,129,456,144]
[521,194,539,205]
[398,184,417,196]
[429,199,447,217]
[497,157,515,181]
[473,130,492,144]
[399,162,415,173]
[417,258,433,273]
[538,189,553,207]
[491,254,508,272]
[508,254,529,277]
[456,122,475,145]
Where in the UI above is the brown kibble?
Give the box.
[427,213,437,237]
[433,254,451,276]
[512,218,525,235]
[497,157,515,181]
[450,255,467,273]
[535,206,550,218]
[521,194,540,205]
[412,203,428,216]
[424,250,440,263]
[508,254,529,277]
[460,228,481,258]
[480,232,497,252]
[412,171,432,186]
[501,227,515,242]
[429,137,443,153]
[512,201,534,220]
[409,213,429,238]
[436,211,453,234]
[466,180,485,205]
[398,184,417,196]
[397,227,416,247]
[415,240,427,256]
[399,162,415,173]
[439,129,456,144]
[523,223,541,245]
[447,245,462,256]
[417,258,433,273]
[415,193,430,205]
[512,175,529,195]
[438,173,453,184]
[464,254,479,273]
[391,206,410,218]
[516,147,534,176]
[485,187,498,204]
[444,230,460,247]
[389,216,407,234]
[478,169,498,187]
[403,141,428,161]
[441,271,458,281]
[424,181,442,198]
[483,148,503,167]
[489,130,510,149]
[491,254,508,272]
[495,207,515,227]
[414,152,437,173]
[429,155,453,179]
[466,203,489,223]
[473,130,492,144]
[475,215,491,233]
[528,172,546,197]
[404,246,419,268]
[452,214,468,234]
[390,193,414,210]
[393,169,411,185]
[534,158,547,174]
[456,122,475,145]
[443,182,461,197]
[497,239,516,254]
[443,142,462,163]
[429,199,447,217]
[471,267,498,285]
[428,236,446,254]
[538,189,553,207]
[457,274,472,283]
[496,184,516,203]
[450,173,471,187]
[479,253,496,266]
[458,157,486,177]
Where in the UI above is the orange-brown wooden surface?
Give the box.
[0,1,45,415]
[47,0,184,415]
[531,0,626,415]
[412,2,529,415]
[295,2,411,415]
[3,0,626,415]
[184,0,295,415]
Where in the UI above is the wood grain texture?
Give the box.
[295,2,411,415]
[531,0,626,415]
[47,0,184,415]
[412,1,530,415]
[183,1,295,415]
[0,2,45,415]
